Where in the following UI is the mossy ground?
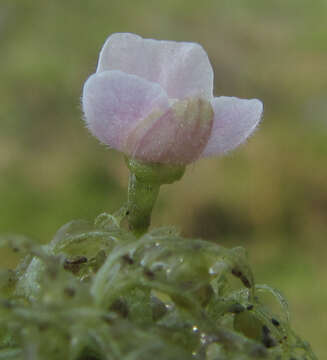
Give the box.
[0,214,317,360]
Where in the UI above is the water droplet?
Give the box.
[165,303,173,310]
[192,325,199,333]
[209,261,228,275]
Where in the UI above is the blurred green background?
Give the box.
[1,0,326,357]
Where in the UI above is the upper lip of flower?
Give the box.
[82,33,263,164]
[96,33,214,101]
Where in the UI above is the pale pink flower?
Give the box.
[82,33,263,164]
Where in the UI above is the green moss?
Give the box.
[0,214,317,359]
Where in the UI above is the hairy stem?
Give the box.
[124,158,185,236]
[126,173,160,236]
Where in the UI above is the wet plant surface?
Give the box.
[0,213,317,360]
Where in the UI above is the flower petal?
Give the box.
[202,97,263,157]
[97,33,214,100]
[82,70,169,151]
[125,98,214,164]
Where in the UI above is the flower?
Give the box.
[82,33,263,164]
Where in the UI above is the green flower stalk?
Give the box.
[124,158,185,236]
